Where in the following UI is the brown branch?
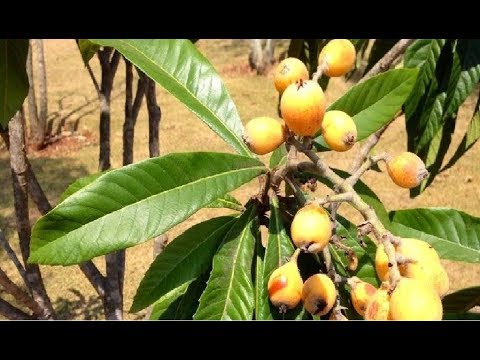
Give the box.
[8,111,55,319]
[0,267,42,315]
[86,62,101,99]
[0,229,28,288]
[362,39,415,81]
[349,111,402,175]
[1,125,107,302]
[0,298,34,320]
[292,138,402,288]
[347,153,388,186]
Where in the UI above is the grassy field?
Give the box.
[0,39,479,319]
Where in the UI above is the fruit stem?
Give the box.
[312,61,328,83]
[290,248,301,263]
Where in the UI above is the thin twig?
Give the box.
[362,39,414,81]
[349,111,402,174]
[0,267,42,315]
[0,298,34,320]
[0,229,28,288]
[347,153,388,186]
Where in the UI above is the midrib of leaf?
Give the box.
[219,216,252,319]
[212,198,241,209]
[108,40,251,156]
[32,164,265,257]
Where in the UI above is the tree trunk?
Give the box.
[33,39,47,137]
[8,111,55,319]
[96,48,123,320]
[26,41,44,150]
[249,39,276,75]
[145,78,160,157]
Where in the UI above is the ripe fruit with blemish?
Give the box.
[274,57,309,94]
[302,273,336,316]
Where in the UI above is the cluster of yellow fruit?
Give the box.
[245,39,446,319]
[350,238,449,320]
[245,39,358,154]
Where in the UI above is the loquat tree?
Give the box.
[0,38,480,320]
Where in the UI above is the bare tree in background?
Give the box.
[26,41,43,150]
[248,39,276,75]
[33,40,48,132]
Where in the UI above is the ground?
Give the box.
[0,39,479,319]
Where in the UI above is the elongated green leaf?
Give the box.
[205,194,243,211]
[257,195,306,320]
[149,282,191,319]
[150,271,210,320]
[269,144,287,169]
[444,40,480,118]
[389,208,480,263]
[131,215,236,312]
[313,69,418,149]
[443,95,480,171]
[91,39,252,157]
[0,40,29,127]
[406,40,480,196]
[405,40,455,154]
[254,223,265,320]
[77,39,100,65]
[404,39,447,117]
[29,152,266,265]
[194,206,258,320]
[442,286,480,313]
[59,171,108,203]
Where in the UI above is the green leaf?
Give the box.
[269,144,287,169]
[389,208,480,263]
[205,194,244,212]
[254,222,265,320]
[363,39,399,76]
[444,40,480,118]
[404,39,447,117]
[59,171,109,203]
[149,282,191,319]
[29,152,266,265]
[131,215,236,312]
[90,39,252,157]
[406,40,480,196]
[150,271,210,320]
[194,205,258,320]
[257,195,305,320]
[443,94,480,171]
[405,40,454,153]
[442,286,480,313]
[313,68,418,150]
[0,40,29,128]
[77,39,100,65]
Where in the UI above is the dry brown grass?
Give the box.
[0,39,479,319]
